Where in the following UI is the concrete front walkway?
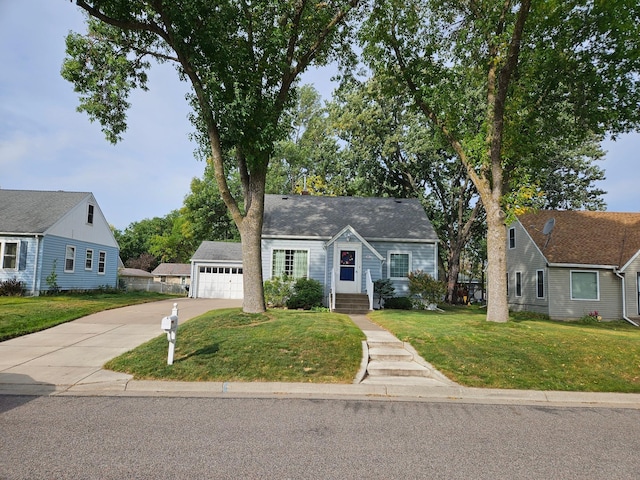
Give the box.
[0,298,241,394]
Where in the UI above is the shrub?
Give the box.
[383,296,413,310]
[286,278,324,310]
[408,270,446,305]
[0,277,26,296]
[373,278,395,308]
[264,276,294,307]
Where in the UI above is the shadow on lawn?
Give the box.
[177,344,220,362]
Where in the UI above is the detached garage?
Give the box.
[190,241,243,299]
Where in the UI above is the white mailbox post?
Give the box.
[160,302,179,365]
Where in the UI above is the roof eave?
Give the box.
[547,263,618,270]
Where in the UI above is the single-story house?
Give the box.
[0,189,119,295]
[190,195,439,310]
[189,241,244,299]
[506,210,640,325]
[151,263,191,286]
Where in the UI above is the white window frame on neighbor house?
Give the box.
[64,245,76,273]
[85,249,93,271]
[388,251,411,279]
[536,270,545,299]
[570,270,599,301]
[98,251,106,274]
[1,241,19,270]
[271,249,309,279]
[508,227,516,249]
[87,204,95,225]
[515,271,522,297]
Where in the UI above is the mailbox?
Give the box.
[160,303,179,365]
[161,315,178,332]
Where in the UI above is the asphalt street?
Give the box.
[1,395,638,479]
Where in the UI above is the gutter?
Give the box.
[614,269,639,327]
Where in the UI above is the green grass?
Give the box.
[0,292,177,341]
[369,306,640,393]
[105,309,365,383]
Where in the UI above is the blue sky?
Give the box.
[1,1,638,231]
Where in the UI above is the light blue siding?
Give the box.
[0,237,38,293]
[39,235,118,292]
[261,239,326,285]
[370,241,437,295]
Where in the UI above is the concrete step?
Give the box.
[360,376,451,386]
[368,346,414,362]
[366,360,432,378]
[334,308,370,315]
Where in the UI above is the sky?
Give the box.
[1,1,638,232]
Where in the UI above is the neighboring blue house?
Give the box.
[0,189,119,295]
[190,195,439,311]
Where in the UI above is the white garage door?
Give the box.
[197,266,244,299]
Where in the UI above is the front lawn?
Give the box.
[105,309,365,383]
[0,292,177,341]
[369,306,640,393]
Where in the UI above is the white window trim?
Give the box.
[515,271,522,297]
[388,251,412,279]
[98,251,106,275]
[85,249,94,271]
[270,248,310,279]
[508,227,516,249]
[65,245,76,273]
[570,270,600,301]
[536,269,545,299]
[1,241,19,270]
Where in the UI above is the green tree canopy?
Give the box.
[361,0,640,321]
[63,0,363,312]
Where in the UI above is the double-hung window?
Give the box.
[65,245,76,273]
[515,271,522,297]
[272,249,308,279]
[2,242,18,269]
[0,242,18,270]
[98,251,106,274]
[508,228,516,249]
[85,249,94,270]
[389,252,411,279]
[570,271,599,300]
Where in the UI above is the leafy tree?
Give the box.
[125,253,158,272]
[330,76,485,303]
[268,85,343,195]
[114,216,171,266]
[63,0,363,313]
[362,0,640,321]
[182,160,240,243]
[148,210,197,263]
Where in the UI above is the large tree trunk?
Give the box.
[484,202,509,322]
[446,247,462,303]
[238,210,266,313]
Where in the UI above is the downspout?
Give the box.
[615,269,639,327]
[32,235,41,296]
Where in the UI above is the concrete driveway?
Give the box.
[0,298,241,394]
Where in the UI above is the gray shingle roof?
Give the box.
[263,194,437,241]
[191,241,243,262]
[0,189,90,234]
[151,263,192,276]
